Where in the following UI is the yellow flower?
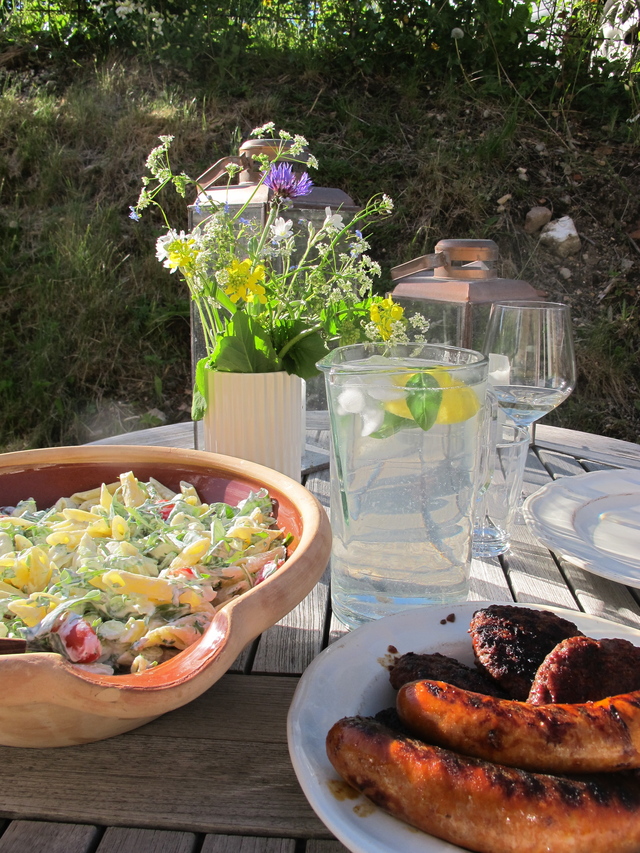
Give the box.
[370,297,405,341]
[223,259,267,304]
[162,237,200,274]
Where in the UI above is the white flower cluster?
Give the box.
[363,318,409,345]
[250,125,318,169]
[94,0,165,34]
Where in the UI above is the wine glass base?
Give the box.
[472,526,510,558]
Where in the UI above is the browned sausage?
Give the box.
[397,679,640,773]
[326,715,640,853]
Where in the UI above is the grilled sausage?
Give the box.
[326,716,640,853]
[397,679,640,773]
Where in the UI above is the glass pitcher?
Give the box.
[318,342,488,629]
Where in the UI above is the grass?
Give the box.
[0,55,639,448]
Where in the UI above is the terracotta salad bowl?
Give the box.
[0,445,331,748]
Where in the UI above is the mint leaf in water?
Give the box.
[405,372,442,431]
[369,411,416,439]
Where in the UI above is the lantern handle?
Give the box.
[196,156,245,192]
[197,138,312,191]
[390,252,448,281]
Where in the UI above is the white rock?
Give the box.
[559,267,573,280]
[540,216,582,258]
[146,408,167,424]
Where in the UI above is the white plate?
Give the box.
[523,468,640,587]
[287,601,640,853]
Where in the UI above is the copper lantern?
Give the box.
[391,239,540,350]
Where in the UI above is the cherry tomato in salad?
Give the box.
[158,503,175,521]
[53,614,102,663]
[164,566,197,579]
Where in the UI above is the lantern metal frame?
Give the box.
[391,239,541,350]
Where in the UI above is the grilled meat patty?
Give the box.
[469,605,584,700]
[389,651,507,697]
[528,635,640,704]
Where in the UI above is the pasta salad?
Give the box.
[0,472,288,674]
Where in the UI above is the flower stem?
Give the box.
[277,323,322,361]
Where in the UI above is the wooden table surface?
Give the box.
[2,414,640,853]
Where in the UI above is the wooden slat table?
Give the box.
[1,414,640,853]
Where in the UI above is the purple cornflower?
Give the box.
[129,206,140,221]
[264,163,313,199]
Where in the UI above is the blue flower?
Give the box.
[129,206,140,221]
[264,163,313,199]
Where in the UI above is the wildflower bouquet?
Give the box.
[133,124,423,419]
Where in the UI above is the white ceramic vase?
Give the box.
[202,370,305,482]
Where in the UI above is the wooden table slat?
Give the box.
[201,836,296,853]
[98,827,198,853]
[469,556,514,602]
[503,524,581,611]
[535,448,589,479]
[251,566,331,674]
[520,449,556,499]
[0,821,100,853]
[305,841,351,853]
[534,423,640,468]
[0,675,328,839]
[558,560,640,628]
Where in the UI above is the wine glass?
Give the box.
[483,301,576,428]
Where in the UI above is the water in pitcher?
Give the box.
[320,346,488,629]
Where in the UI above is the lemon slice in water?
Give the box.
[433,370,481,424]
[383,373,416,420]
[383,370,480,426]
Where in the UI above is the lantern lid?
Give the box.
[390,239,540,304]
[190,138,359,214]
[392,276,540,305]
[190,182,358,212]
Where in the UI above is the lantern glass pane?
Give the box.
[394,298,466,347]
[471,303,493,352]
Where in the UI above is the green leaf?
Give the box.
[209,312,280,373]
[280,326,329,379]
[191,356,209,421]
[191,388,207,421]
[369,411,416,439]
[405,372,442,432]
[321,299,371,345]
